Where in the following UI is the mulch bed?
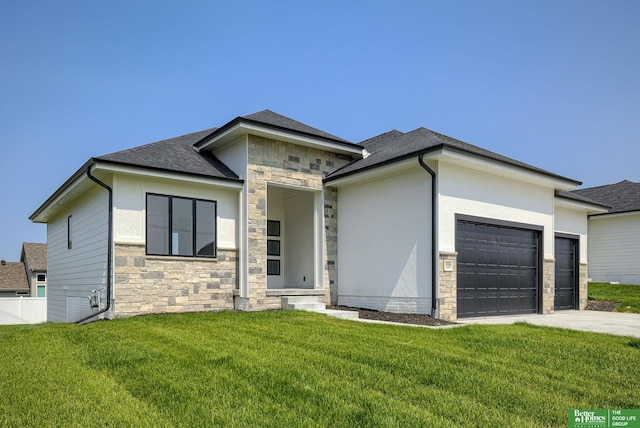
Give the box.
[585,300,620,312]
[329,306,456,326]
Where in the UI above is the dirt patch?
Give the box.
[585,300,620,312]
[329,306,456,326]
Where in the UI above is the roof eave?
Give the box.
[195,117,364,156]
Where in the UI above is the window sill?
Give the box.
[145,255,219,262]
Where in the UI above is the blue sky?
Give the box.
[1,0,639,260]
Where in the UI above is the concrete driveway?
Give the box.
[457,310,640,338]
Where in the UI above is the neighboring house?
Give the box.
[30,110,607,323]
[0,260,30,297]
[21,243,47,297]
[571,180,640,285]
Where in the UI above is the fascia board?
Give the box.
[197,122,364,157]
[437,148,580,190]
[29,160,94,223]
[589,209,640,219]
[93,162,245,189]
[554,196,610,214]
[324,157,420,187]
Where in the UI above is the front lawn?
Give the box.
[0,311,638,427]
[589,282,640,313]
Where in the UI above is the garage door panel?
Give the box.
[456,220,540,318]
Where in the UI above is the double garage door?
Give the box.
[456,219,578,318]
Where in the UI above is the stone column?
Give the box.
[438,251,458,321]
[542,258,555,314]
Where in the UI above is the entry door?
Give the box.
[554,237,577,310]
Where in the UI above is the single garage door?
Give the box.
[554,236,577,310]
[456,219,540,318]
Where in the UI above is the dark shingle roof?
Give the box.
[571,180,640,214]
[326,127,580,184]
[194,109,357,149]
[21,243,47,271]
[0,262,29,291]
[95,128,240,181]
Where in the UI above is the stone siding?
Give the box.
[542,258,555,314]
[114,243,237,317]
[438,251,458,321]
[243,135,352,310]
[578,262,588,310]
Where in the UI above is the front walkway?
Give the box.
[457,310,640,338]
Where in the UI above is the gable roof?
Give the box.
[571,180,640,214]
[21,243,47,271]
[194,109,355,148]
[95,128,240,181]
[326,127,580,185]
[0,262,29,291]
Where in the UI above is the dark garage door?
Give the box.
[554,236,577,310]
[456,220,540,318]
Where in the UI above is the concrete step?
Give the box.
[281,296,320,305]
[283,302,327,311]
[320,309,360,320]
[280,295,359,320]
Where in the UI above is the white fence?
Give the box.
[0,297,47,325]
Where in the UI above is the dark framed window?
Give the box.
[67,215,73,249]
[267,240,280,256]
[37,274,46,282]
[146,193,217,258]
[267,259,280,276]
[267,220,280,237]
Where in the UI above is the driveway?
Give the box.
[457,310,640,338]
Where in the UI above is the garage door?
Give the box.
[456,220,540,318]
[554,236,577,310]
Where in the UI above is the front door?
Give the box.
[554,236,578,310]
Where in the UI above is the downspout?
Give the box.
[418,154,438,317]
[76,165,113,324]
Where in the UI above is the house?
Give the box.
[30,110,608,323]
[571,180,640,285]
[0,260,30,297]
[21,243,47,297]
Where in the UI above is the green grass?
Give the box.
[589,282,640,313]
[1,311,639,427]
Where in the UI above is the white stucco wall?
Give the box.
[438,162,554,257]
[213,136,248,179]
[47,186,109,322]
[554,204,588,263]
[112,174,239,249]
[337,167,433,313]
[587,212,640,284]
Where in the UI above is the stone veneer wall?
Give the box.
[244,135,352,310]
[438,252,458,321]
[578,262,588,310]
[113,243,237,317]
[542,258,555,314]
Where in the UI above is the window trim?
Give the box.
[145,193,217,258]
[67,215,72,249]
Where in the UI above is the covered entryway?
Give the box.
[266,184,321,290]
[554,235,578,310]
[456,218,541,318]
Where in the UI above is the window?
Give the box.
[67,215,73,249]
[37,285,46,298]
[267,259,280,275]
[37,274,46,282]
[267,240,280,256]
[146,194,217,257]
